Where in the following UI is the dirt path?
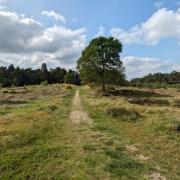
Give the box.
[70,90,92,125]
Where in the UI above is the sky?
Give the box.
[0,0,180,79]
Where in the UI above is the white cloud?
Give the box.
[0,10,87,68]
[0,11,42,53]
[0,0,7,9]
[111,8,180,45]
[41,10,66,24]
[0,0,6,4]
[122,56,180,79]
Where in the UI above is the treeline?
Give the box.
[0,63,80,87]
[130,71,180,88]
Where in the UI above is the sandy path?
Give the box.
[70,90,92,125]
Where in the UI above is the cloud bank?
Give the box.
[41,10,66,23]
[122,56,180,80]
[111,8,180,45]
[0,10,86,69]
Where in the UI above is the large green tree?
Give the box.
[77,36,125,90]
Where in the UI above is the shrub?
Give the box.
[64,84,73,89]
[40,80,48,86]
[2,90,9,93]
[129,98,170,106]
[107,107,140,121]
[83,144,97,151]
[10,90,17,94]
[176,124,180,132]
[48,105,58,112]
[173,100,180,108]
[108,86,116,91]
[170,123,180,133]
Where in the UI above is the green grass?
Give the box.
[0,85,77,179]
[105,147,144,179]
[0,84,180,179]
[0,87,74,179]
[0,84,113,179]
[80,86,180,179]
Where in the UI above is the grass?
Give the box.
[80,86,180,179]
[0,84,77,179]
[0,84,113,179]
[0,84,180,179]
[105,147,145,178]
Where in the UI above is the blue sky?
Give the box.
[0,0,180,79]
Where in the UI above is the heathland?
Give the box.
[0,84,179,179]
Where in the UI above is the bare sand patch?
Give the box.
[70,90,92,125]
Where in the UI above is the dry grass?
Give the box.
[64,84,74,89]
[0,84,64,106]
[0,84,77,179]
[0,84,112,179]
[80,86,180,179]
[0,84,179,179]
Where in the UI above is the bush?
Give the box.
[2,90,9,93]
[176,124,180,132]
[83,144,97,151]
[107,86,116,91]
[107,107,140,121]
[173,100,180,108]
[48,105,58,112]
[64,84,73,89]
[129,98,170,106]
[40,80,48,86]
[170,123,180,133]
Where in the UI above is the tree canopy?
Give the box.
[77,36,125,90]
[65,70,81,85]
[0,64,80,87]
[131,71,180,86]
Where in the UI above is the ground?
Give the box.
[0,84,179,179]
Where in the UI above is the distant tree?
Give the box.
[1,78,12,87]
[77,36,125,91]
[12,67,26,86]
[131,71,180,87]
[50,67,67,83]
[0,63,80,87]
[64,70,80,85]
[41,63,50,83]
[8,64,15,73]
[41,63,48,72]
